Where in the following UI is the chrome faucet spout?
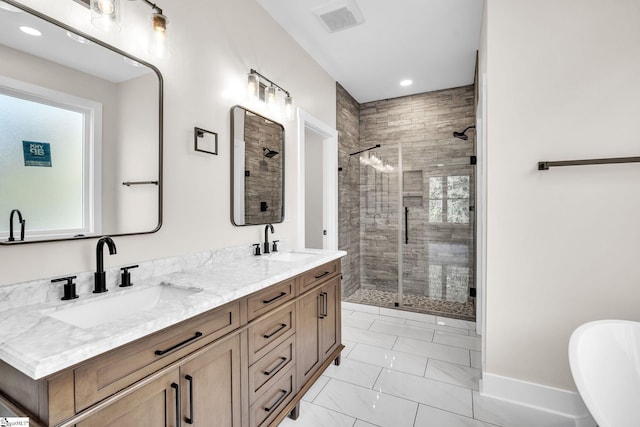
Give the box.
[8,209,25,242]
[264,224,275,254]
[94,236,117,293]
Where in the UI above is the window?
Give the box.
[0,78,101,240]
[428,175,470,224]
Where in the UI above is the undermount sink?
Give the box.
[265,251,316,263]
[569,319,640,427]
[47,284,202,329]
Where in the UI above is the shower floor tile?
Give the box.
[278,303,579,427]
[343,288,475,321]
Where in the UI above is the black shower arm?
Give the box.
[349,144,381,156]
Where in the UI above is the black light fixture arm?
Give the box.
[350,144,381,156]
[137,0,162,14]
[250,69,290,97]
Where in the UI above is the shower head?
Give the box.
[453,125,475,141]
[263,147,279,158]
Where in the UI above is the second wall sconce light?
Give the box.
[247,69,295,120]
[85,0,169,58]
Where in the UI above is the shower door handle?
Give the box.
[404,207,409,244]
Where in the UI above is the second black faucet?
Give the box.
[94,236,117,293]
[264,224,274,254]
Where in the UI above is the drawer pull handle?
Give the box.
[314,271,330,280]
[171,383,180,427]
[263,291,287,304]
[263,323,287,339]
[185,375,194,424]
[321,291,328,318]
[318,293,325,319]
[264,389,288,413]
[264,357,287,376]
[155,332,203,356]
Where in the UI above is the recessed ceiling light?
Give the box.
[400,79,413,87]
[19,26,41,36]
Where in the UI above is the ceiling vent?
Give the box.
[314,1,365,33]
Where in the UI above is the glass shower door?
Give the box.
[401,148,476,320]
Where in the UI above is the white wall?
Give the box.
[484,0,640,391]
[0,0,336,285]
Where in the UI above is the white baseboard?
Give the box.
[480,373,596,426]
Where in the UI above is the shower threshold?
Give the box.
[343,288,475,321]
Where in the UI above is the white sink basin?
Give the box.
[47,284,202,329]
[265,251,316,263]
[569,320,640,427]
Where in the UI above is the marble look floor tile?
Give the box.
[343,314,375,330]
[436,316,476,330]
[415,404,500,427]
[406,319,470,336]
[302,375,330,402]
[425,359,481,390]
[323,358,382,388]
[314,379,418,427]
[343,302,379,314]
[393,337,470,366]
[343,326,398,349]
[277,400,356,427]
[353,420,378,427]
[374,369,473,418]
[369,320,435,342]
[341,339,357,358]
[433,331,481,351]
[470,350,481,369]
[347,343,428,376]
[351,311,405,324]
[379,307,436,324]
[472,391,576,427]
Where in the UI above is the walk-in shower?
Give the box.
[337,84,476,321]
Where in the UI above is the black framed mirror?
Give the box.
[231,106,284,226]
[0,0,162,244]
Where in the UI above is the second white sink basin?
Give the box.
[47,284,202,329]
[569,319,640,427]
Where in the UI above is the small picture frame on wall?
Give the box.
[194,127,218,155]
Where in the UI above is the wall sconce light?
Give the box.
[83,0,169,58]
[246,68,295,120]
[90,0,121,31]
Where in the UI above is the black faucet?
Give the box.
[94,236,117,293]
[264,224,274,254]
[8,209,25,242]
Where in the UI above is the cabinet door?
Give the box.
[179,335,242,427]
[320,277,341,360]
[296,290,321,385]
[76,369,180,427]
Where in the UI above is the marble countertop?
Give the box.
[0,248,345,380]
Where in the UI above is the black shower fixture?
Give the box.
[349,144,381,156]
[453,125,476,141]
[263,147,279,158]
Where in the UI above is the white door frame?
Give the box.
[296,109,338,250]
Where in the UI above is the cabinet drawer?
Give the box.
[74,300,241,412]
[298,260,339,294]
[248,335,295,403]
[247,279,295,322]
[248,303,295,365]
[249,367,296,427]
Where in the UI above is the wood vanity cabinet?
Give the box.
[0,258,343,427]
[296,275,341,385]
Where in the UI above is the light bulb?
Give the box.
[90,0,120,31]
[266,86,277,109]
[149,12,169,58]
[284,95,295,120]
[247,72,259,102]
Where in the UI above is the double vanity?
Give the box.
[0,246,346,426]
